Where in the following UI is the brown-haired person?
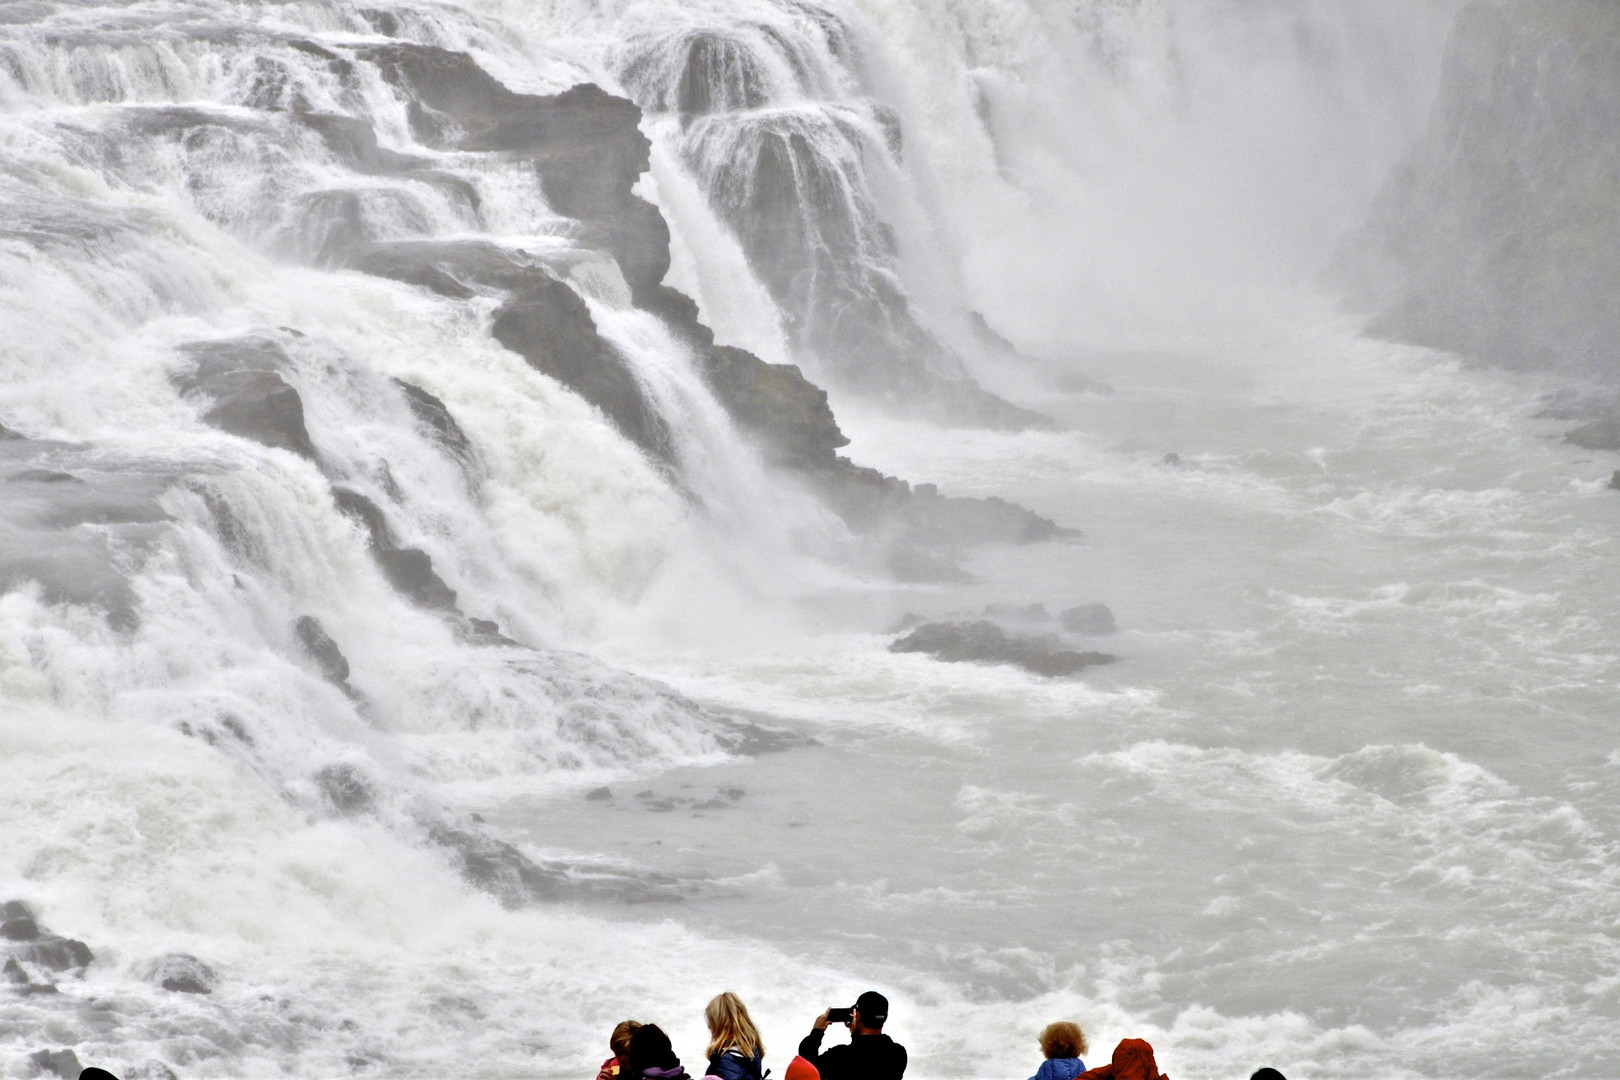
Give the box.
[705,992,766,1080]
[597,1021,643,1080]
[1028,1021,1089,1080]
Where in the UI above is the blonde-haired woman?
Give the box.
[705,991,765,1080]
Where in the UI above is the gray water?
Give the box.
[3,2,1616,1079]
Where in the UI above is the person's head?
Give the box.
[626,1024,680,1077]
[1104,1039,1164,1080]
[1250,1070,1287,1080]
[705,991,764,1059]
[611,1021,643,1062]
[851,991,888,1034]
[1039,1021,1088,1060]
[784,1057,820,1080]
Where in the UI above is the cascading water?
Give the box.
[6,1,1620,1079]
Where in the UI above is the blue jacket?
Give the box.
[1029,1058,1087,1080]
[708,1050,763,1080]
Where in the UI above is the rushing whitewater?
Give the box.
[3,2,1619,1079]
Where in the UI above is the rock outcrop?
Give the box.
[890,620,1117,677]
[176,338,318,460]
[1061,603,1117,635]
[294,615,356,696]
[491,274,678,466]
[1333,1,1620,378]
[28,1049,82,1079]
[2,901,94,995]
[330,487,458,611]
[324,47,1070,553]
[146,952,217,995]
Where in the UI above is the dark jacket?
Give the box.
[797,1029,906,1080]
[707,1050,764,1080]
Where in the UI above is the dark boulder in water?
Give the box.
[28,1049,81,1079]
[1060,603,1117,635]
[147,953,216,994]
[293,615,354,694]
[17,936,93,974]
[1,901,40,941]
[175,338,318,461]
[891,620,1117,677]
[425,820,567,908]
[315,764,376,816]
[1,902,93,975]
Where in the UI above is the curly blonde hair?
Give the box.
[1039,1021,1088,1060]
[705,991,764,1060]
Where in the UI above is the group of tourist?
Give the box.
[593,991,1289,1080]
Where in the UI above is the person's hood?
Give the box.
[1077,1039,1167,1080]
[642,1066,690,1080]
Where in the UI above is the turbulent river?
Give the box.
[2,1,1617,1079]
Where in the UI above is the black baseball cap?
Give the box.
[854,990,888,1025]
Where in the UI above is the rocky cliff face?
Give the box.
[0,21,1066,646]
[333,42,1066,564]
[1333,0,1620,377]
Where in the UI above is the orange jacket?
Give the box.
[1076,1039,1168,1080]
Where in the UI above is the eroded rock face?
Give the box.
[393,378,476,472]
[314,48,1066,552]
[331,487,458,611]
[491,276,677,466]
[0,440,173,629]
[1,901,40,942]
[175,338,317,460]
[1335,1,1620,377]
[693,345,849,471]
[360,43,670,301]
[890,620,1117,677]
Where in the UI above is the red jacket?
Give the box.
[1076,1039,1168,1080]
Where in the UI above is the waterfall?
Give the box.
[6,3,1562,1079]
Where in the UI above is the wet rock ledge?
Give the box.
[327,42,1071,560]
